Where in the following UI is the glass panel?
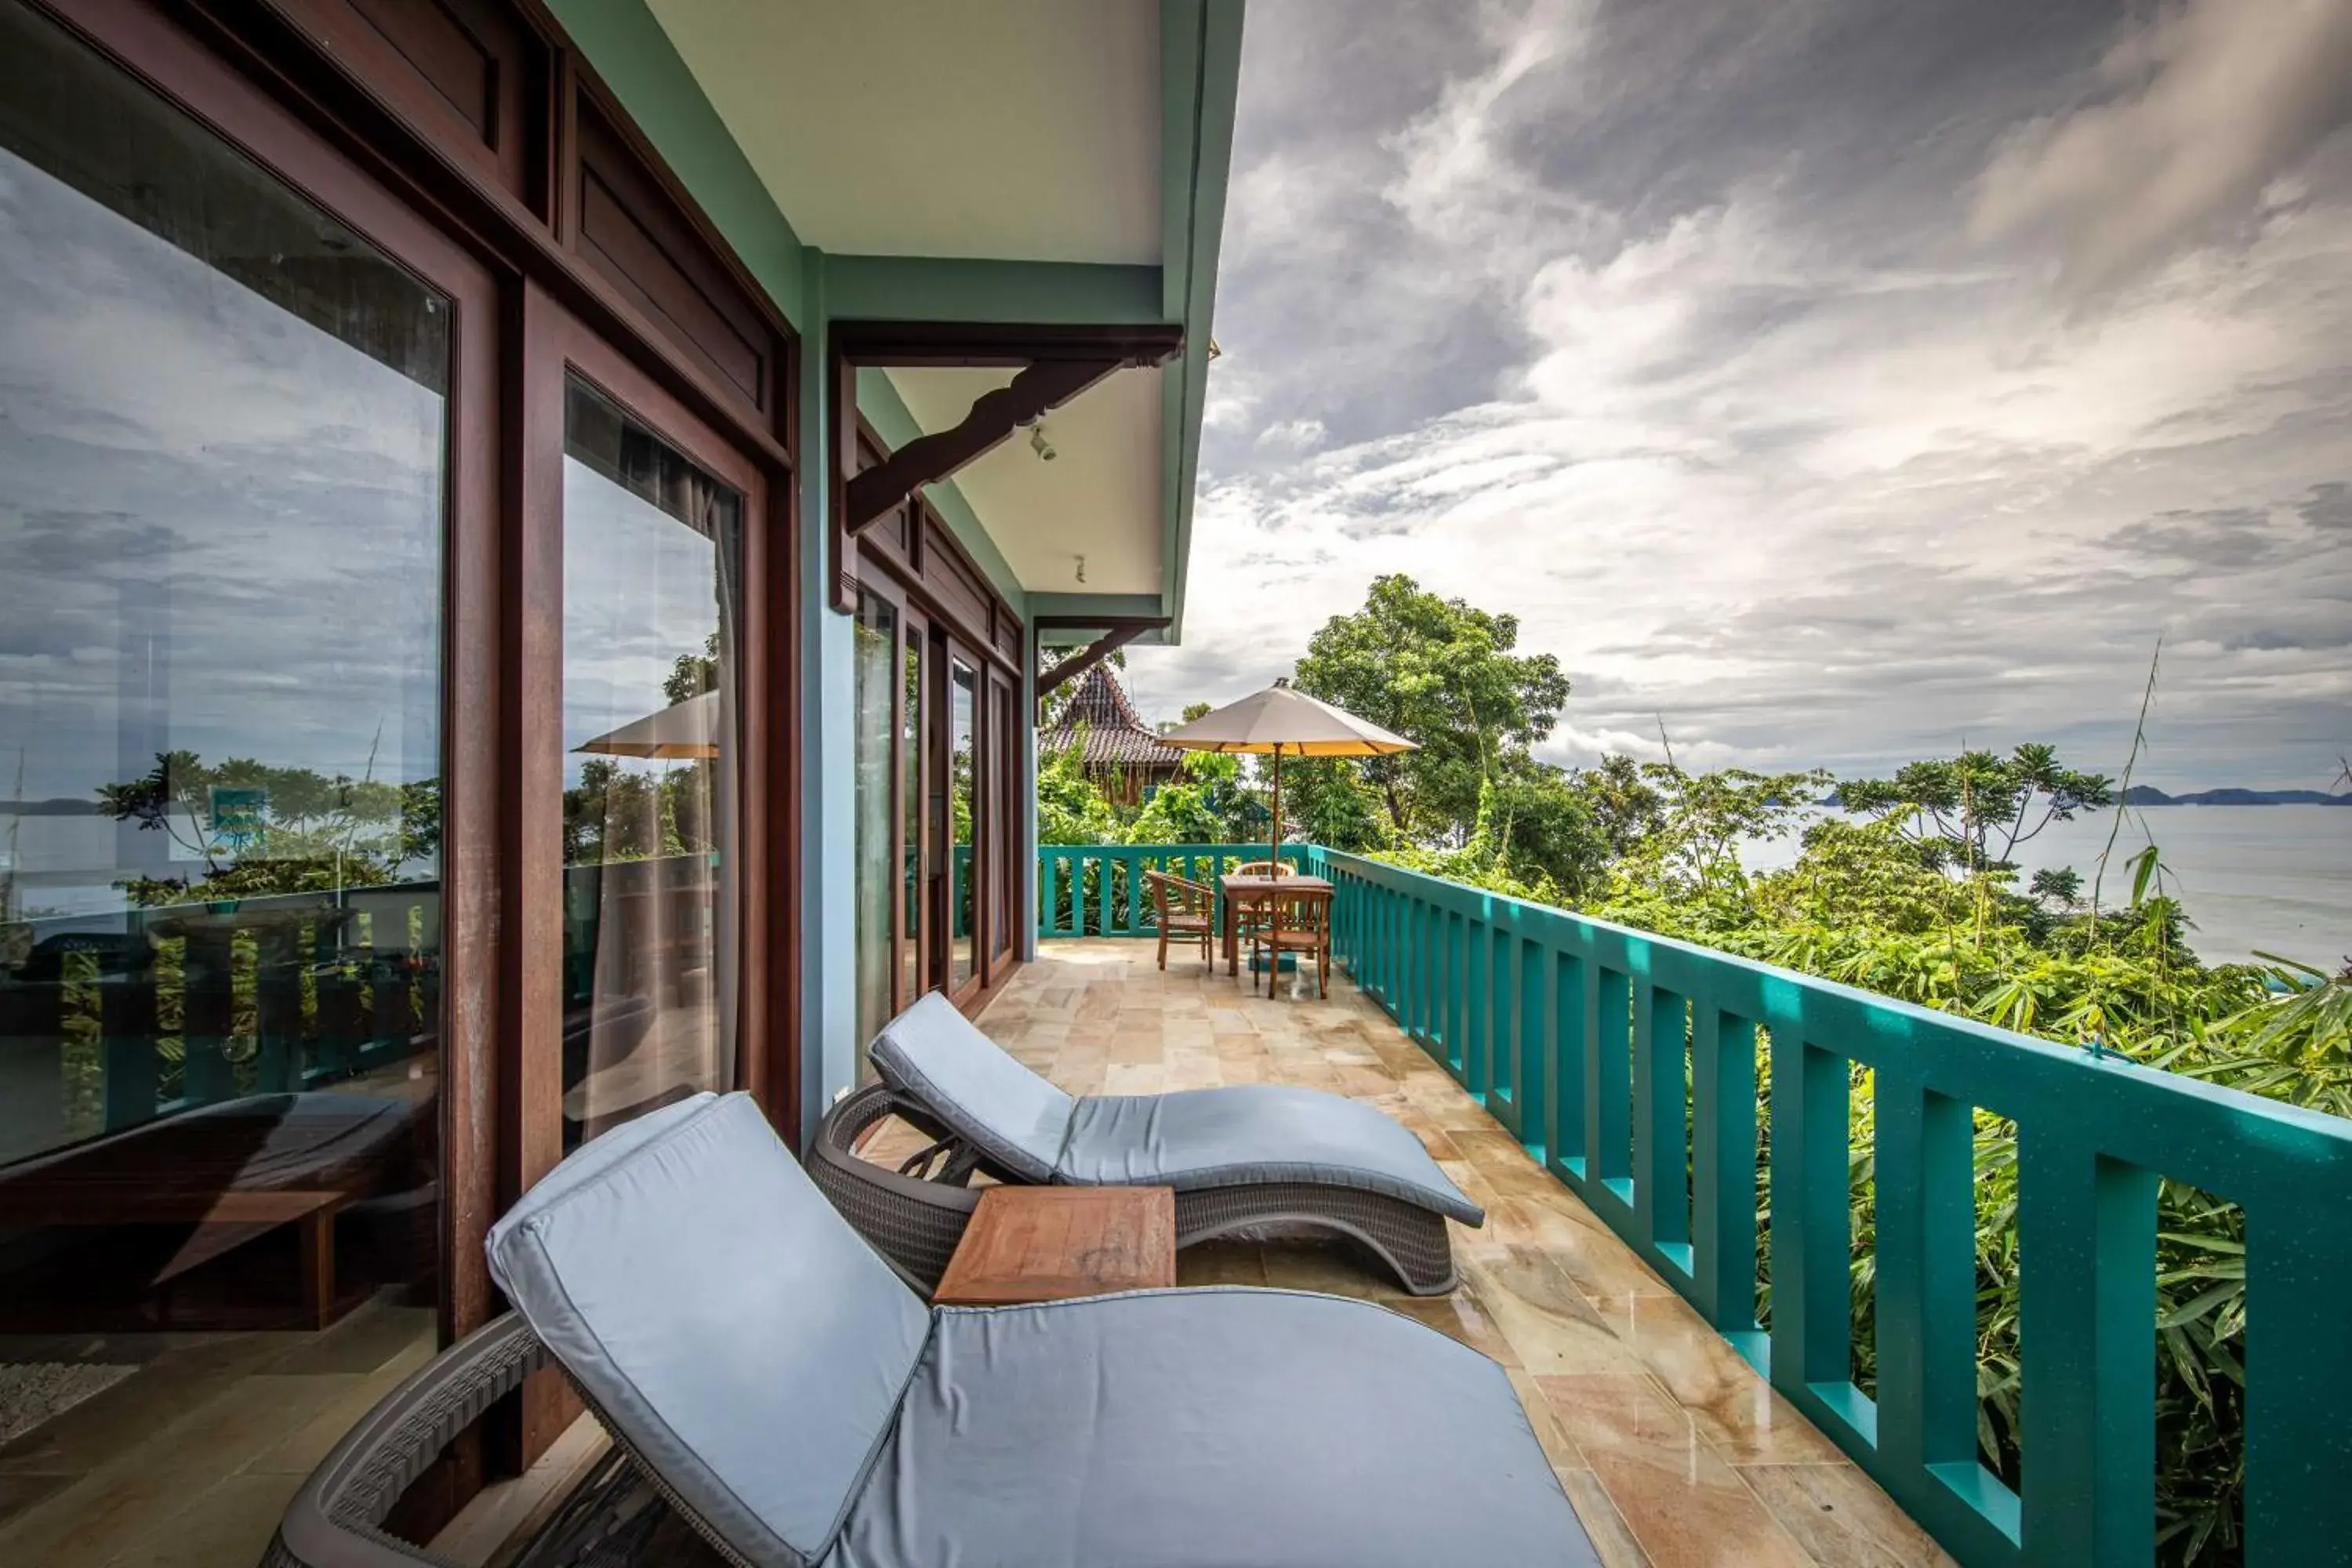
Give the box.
[949,660,978,990]
[900,625,922,1006]
[990,678,1017,962]
[851,589,897,1070]
[561,377,740,1152]
[0,0,446,1450]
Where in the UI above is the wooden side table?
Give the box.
[932,1185,1176,1307]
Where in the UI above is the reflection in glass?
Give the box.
[561,379,740,1150]
[991,679,1018,962]
[901,627,923,1007]
[949,661,978,991]
[851,590,897,1068]
[0,0,445,1345]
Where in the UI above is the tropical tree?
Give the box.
[1036,733,1119,845]
[1570,751,1667,858]
[1842,743,2112,873]
[1275,757,1390,854]
[97,750,433,903]
[1294,574,1569,840]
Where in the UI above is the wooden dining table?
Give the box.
[1218,873,1334,977]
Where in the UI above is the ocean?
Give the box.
[1740,804,2350,969]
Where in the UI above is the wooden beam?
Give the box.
[833,322,1185,539]
[1036,619,1167,698]
[834,321,1185,368]
[844,355,1118,535]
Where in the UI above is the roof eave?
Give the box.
[1156,0,1245,647]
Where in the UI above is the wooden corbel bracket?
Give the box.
[838,323,1184,539]
[1036,617,1171,698]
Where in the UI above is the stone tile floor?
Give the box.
[967,940,1956,1568]
[0,1299,437,1567]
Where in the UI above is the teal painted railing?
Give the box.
[1037,842,2352,1562]
[1036,844,1306,939]
[1270,845,2352,1568]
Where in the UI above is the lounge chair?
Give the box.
[809,993,1482,1296]
[267,1091,1596,1568]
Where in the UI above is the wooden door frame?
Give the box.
[22,0,511,1513]
[506,285,790,1454]
[36,0,811,1510]
[938,638,989,1011]
[985,666,1020,986]
[845,572,925,1041]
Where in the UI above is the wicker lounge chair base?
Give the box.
[811,1082,1463,1297]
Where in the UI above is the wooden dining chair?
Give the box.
[1225,861,1283,977]
[1248,887,1330,1000]
[1145,869,1215,971]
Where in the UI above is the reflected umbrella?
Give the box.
[575,689,721,760]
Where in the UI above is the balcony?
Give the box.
[1029,844,2352,1568]
[958,935,1948,1568]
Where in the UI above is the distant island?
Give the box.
[2120,786,2352,807]
[1814,786,2350,808]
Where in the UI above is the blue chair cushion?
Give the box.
[1058,1085,1485,1225]
[827,1288,1594,1568]
[487,1093,931,1567]
[868,992,1075,1181]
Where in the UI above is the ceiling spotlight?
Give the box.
[1029,421,1056,462]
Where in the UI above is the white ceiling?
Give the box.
[887,367,1164,595]
[645,0,1163,263]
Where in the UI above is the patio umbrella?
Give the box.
[575,689,720,759]
[1160,678,1415,876]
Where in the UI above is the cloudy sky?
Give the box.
[1120,0,2352,792]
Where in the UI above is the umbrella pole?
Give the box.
[1272,747,1283,877]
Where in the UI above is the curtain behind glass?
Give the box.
[560,379,740,1150]
[851,592,898,1069]
[949,662,977,991]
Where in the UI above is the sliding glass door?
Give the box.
[556,377,744,1152]
[0,0,490,1352]
[848,604,1010,1024]
[851,587,898,1065]
[946,652,981,1000]
[988,669,1019,977]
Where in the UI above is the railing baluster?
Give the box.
[2245,1196,2352,1561]
[1443,909,1465,1076]
[1515,936,1545,1160]
[1494,926,1515,1106]
[1769,1028,1856,1403]
[1874,1076,1980,1485]
[1552,946,1588,1183]
[1458,912,1477,1086]
[2016,1127,2155,1566]
[1593,965,1632,1203]
[1635,983,1692,1274]
[1411,900,1432,1045]
[1398,898,1418,1036]
[1409,901,1429,1047]
[1692,1004,1759,1343]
